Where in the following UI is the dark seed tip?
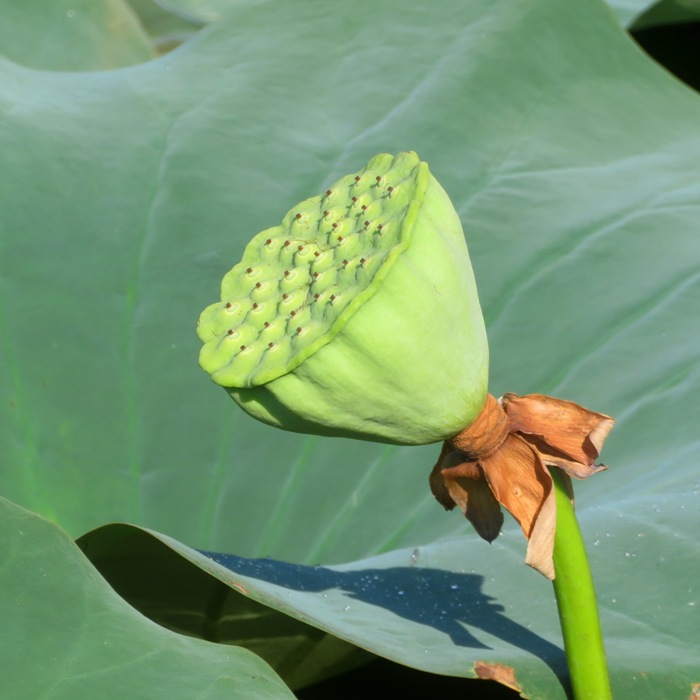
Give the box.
[227,329,234,335]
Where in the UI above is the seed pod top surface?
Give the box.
[198,152,428,388]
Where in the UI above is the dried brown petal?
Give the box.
[430,393,612,579]
[440,453,504,543]
[479,435,552,540]
[502,393,614,469]
[449,394,509,459]
[428,442,455,511]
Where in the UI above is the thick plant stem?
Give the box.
[551,469,612,700]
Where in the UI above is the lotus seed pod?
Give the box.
[197,152,488,445]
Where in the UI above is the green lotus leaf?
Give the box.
[198,152,488,445]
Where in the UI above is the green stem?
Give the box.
[550,469,612,700]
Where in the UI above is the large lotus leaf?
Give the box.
[78,523,698,697]
[629,0,700,28]
[0,0,152,71]
[128,0,202,55]
[608,0,657,24]
[1,0,700,697]
[153,0,663,27]
[0,497,295,699]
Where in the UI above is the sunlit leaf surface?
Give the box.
[1,0,699,696]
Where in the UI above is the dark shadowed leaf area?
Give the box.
[1,0,699,697]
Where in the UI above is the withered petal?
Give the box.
[479,434,552,541]
[441,467,504,543]
[501,393,614,467]
[524,484,557,579]
[429,441,456,511]
[520,434,608,480]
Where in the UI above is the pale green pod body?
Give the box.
[198,152,488,445]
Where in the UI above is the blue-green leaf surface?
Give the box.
[1,0,699,697]
[0,497,295,699]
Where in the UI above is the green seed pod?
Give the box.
[197,152,488,445]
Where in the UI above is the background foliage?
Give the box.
[1,0,698,697]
